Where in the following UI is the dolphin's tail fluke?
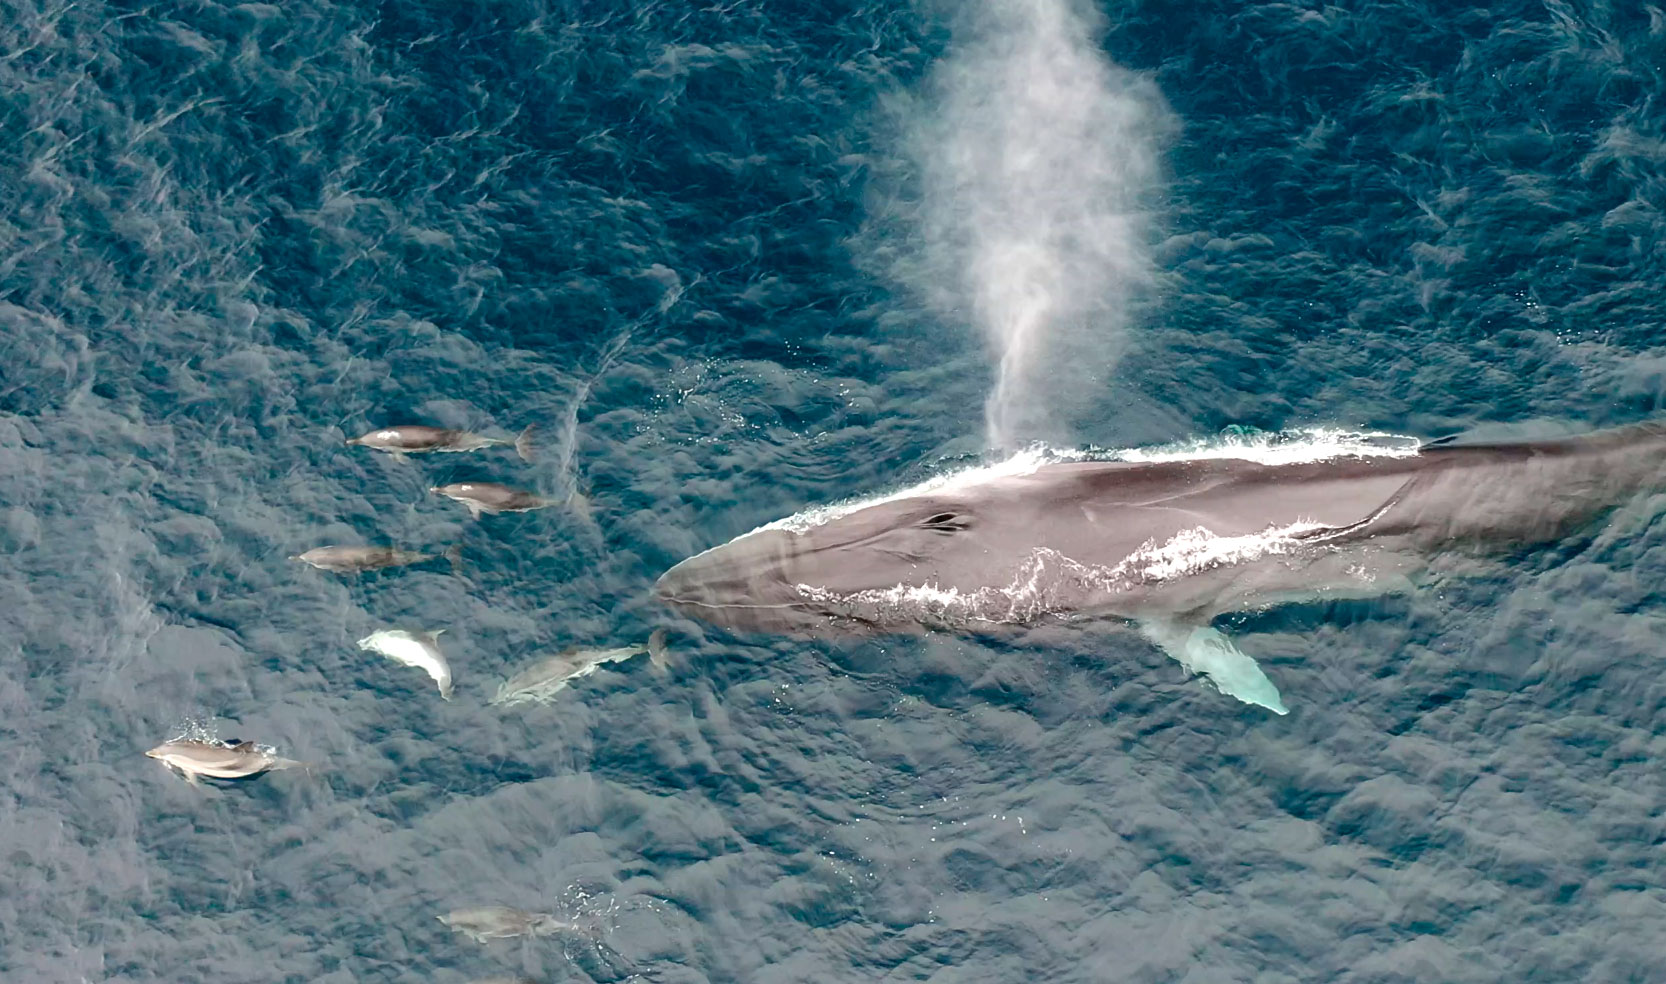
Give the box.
[514,424,537,463]
[647,628,671,672]
[443,543,465,577]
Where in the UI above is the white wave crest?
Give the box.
[762,445,1078,534]
[1107,428,1422,465]
[795,519,1328,626]
[1109,522,1326,582]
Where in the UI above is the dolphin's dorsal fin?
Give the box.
[515,424,537,463]
[228,740,255,751]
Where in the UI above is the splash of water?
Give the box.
[896,0,1175,448]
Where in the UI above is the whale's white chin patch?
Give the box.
[796,521,1330,627]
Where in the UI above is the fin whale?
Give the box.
[653,422,1666,714]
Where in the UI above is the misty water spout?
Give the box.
[898,0,1174,448]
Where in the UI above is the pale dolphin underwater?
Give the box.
[654,423,1666,714]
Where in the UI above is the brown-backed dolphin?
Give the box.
[146,738,300,784]
[290,545,447,573]
[348,424,535,462]
[431,482,557,519]
[653,422,1666,714]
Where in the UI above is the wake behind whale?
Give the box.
[655,424,1666,714]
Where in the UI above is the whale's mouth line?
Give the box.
[656,596,806,613]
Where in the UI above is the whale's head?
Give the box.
[653,496,996,634]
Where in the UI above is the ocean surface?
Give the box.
[3,1,1665,981]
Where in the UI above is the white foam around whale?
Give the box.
[764,429,1422,535]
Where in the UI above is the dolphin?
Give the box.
[491,629,670,707]
[291,545,445,573]
[653,422,1666,714]
[431,482,559,519]
[146,738,301,784]
[359,629,453,699]
[349,424,536,462]
[437,906,590,943]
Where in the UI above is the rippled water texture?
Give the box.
[3,1,1665,982]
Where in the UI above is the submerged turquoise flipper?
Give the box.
[1138,621,1289,715]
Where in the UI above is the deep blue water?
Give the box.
[3,1,1666,982]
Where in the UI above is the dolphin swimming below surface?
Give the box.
[437,906,591,943]
[654,422,1666,714]
[359,629,454,698]
[491,629,670,707]
[290,544,447,574]
[348,424,536,461]
[431,482,558,519]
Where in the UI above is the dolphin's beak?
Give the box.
[144,747,161,759]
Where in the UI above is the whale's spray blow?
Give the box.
[893,0,1174,448]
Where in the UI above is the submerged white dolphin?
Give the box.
[359,629,453,699]
[655,423,1666,713]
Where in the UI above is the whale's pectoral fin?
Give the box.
[1138,620,1289,716]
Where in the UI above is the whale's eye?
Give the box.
[921,512,969,532]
